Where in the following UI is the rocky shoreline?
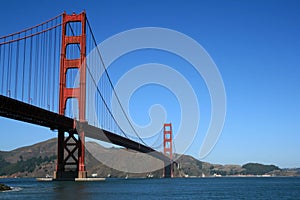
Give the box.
[0,183,11,191]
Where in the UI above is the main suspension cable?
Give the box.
[66,21,130,139]
[86,17,148,146]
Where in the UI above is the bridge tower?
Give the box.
[163,123,173,178]
[54,11,87,180]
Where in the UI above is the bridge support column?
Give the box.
[54,130,87,180]
[163,162,173,178]
[54,130,65,179]
[163,123,173,178]
[78,122,87,178]
[54,129,87,180]
[56,11,87,180]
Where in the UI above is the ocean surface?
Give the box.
[1,177,300,199]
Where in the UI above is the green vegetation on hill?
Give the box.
[242,163,280,175]
[0,155,56,176]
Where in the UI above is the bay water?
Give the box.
[1,177,300,199]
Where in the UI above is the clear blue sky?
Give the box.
[0,0,299,168]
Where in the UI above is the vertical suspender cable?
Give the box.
[47,25,51,110]
[28,29,33,104]
[7,38,12,97]
[34,29,39,104]
[14,33,20,98]
[2,38,6,94]
[40,25,45,108]
[0,42,3,94]
[52,18,58,112]
[86,18,147,145]
[56,22,62,113]
[44,23,48,109]
[22,33,26,101]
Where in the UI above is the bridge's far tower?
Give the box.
[163,123,173,178]
[54,11,87,180]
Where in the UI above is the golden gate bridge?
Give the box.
[0,11,174,180]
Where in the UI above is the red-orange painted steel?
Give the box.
[57,11,87,179]
[163,123,173,160]
[163,123,173,177]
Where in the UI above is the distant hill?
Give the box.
[0,139,57,178]
[242,163,280,175]
[0,138,299,178]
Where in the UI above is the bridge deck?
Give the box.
[0,95,169,163]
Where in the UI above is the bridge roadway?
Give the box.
[0,95,169,163]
